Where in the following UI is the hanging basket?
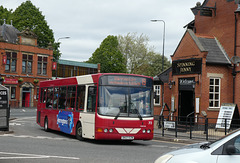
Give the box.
[18,78,23,82]
[34,79,39,83]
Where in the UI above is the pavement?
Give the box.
[153,121,203,144]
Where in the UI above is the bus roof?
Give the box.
[39,73,153,88]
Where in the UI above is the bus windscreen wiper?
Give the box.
[114,111,121,120]
[134,108,142,120]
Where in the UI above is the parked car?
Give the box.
[155,129,240,163]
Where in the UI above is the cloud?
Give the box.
[2,0,203,62]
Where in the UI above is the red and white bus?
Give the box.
[37,73,154,141]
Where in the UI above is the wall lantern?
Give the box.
[168,81,175,89]
[192,80,199,89]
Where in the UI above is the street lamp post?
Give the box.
[151,19,166,110]
[55,37,70,79]
[151,20,165,72]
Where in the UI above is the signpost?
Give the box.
[0,85,9,131]
[215,103,238,130]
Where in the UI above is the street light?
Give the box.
[151,20,165,72]
[56,37,70,79]
[151,19,166,110]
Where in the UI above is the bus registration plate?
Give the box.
[121,136,134,140]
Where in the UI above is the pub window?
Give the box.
[5,86,16,99]
[209,78,220,108]
[5,52,17,72]
[37,56,48,75]
[58,87,67,109]
[46,87,53,108]
[154,85,161,105]
[22,54,33,74]
[76,85,85,111]
[66,86,76,109]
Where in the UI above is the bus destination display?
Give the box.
[100,75,152,87]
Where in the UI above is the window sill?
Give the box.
[207,107,220,111]
[5,71,17,74]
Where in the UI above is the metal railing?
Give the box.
[157,115,240,141]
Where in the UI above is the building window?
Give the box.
[22,54,33,74]
[38,56,47,75]
[154,85,161,105]
[5,86,16,99]
[209,78,220,108]
[5,52,17,72]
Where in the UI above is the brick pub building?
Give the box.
[0,22,53,108]
[154,0,240,122]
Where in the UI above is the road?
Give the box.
[0,108,186,163]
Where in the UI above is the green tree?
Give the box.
[87,35,126,73]
[146,52,171,77]
[118,33,152,74]
[11,1,54,49]
[118,33,171,76]
[0,6,12,25]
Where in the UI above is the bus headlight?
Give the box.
[104,128,108,133]
[109,129,113,133]
[142,129,146,133]
[147,129,151,133]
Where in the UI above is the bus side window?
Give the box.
[53,87,59,109]
[40,88,43,103]
[87,86,96,112]
[66,86,76,110]
[46,87,53,108]
[76,85,85,111]
[42,88,47,103]
[59,87,67,110]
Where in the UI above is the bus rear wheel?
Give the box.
[76,123,84,141]
[44,117,49,132]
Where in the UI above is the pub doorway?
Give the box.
[178,90,194,122]
[22,87,31,107]
[178,78,195,124]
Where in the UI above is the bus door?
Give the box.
[81,85,96,139]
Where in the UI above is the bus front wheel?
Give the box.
[76,123,84,141]
[44,117,49,132]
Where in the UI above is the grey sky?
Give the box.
[1,0,203,62]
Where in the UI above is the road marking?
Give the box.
[0,151,80,160]
[9,123,21,126]
[152,139,190,145]
[0,134,76,141]
[11,117,35,121]
[151,145,179,149]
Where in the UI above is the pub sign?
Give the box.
[172,58,202,75]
